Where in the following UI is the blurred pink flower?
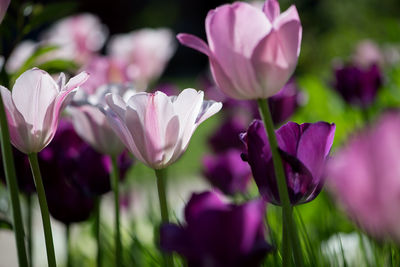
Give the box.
[80,56,131,94]
[108,28,176,90]
[326,113,400,241]
[0,0,10,23]
[5,40,37,73]
[352,40,384,68]
[178,0,302,100]
[104,89,222,169]
[0,68,89,153]
[41,13,108,65]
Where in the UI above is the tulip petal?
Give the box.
[184,191,227,223]
[177,33,211,57]
[263,0,281,22]
[276,121,300,156]
[206,2,272,96]
[297,122,335,179]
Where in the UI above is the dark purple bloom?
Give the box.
[241,120,335,205]
[208,116,247,153]
[160,191,272,267]
[268,79,300,125]
[202,149,251,195]
[334,64,382,107]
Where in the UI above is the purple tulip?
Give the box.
[241,120,335,205]
[326,112,400,241]
[333,64,382,107]
[177,0,302,100]
[160,191,272,267]
[203,149,251,195]
[268,78,300,125]
[208,116,247,153]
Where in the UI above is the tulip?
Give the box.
[208,116,247,153]
[352,40,383,68]
[41,13,108,65]
[177,0,302,100]
[326,112,400,241]
[5,41,37,74]
[160,191,272,267]
[203,149,251,195]
[0,0,10,23]
[108,28,176,89]
[0,68,88,154]
[333,64,382,107]
[268,78,300,125]
[104,89,222,169]
[241,120,335,205]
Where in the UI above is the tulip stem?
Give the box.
[66,225,72,267]
[111,156,123,267]
[257,99,303,267]
[155,168,174,267]
[28,153,57,267]
[94,196,102,267]
[27,194,34,267]
[0,94,29,267]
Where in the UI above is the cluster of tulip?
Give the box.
[0,0,398,266]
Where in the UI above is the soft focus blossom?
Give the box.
[268,78,300,125]
[241,120,335,205]
[352,40,384,68]
[178,0,302,99]
[203,150,251,195]
[108,28,176,89]
[333,64,382,107]
[80,56,131,94]
[208,116,247,153]
[0,0,10,23]
[326,113,400,241]
[41,13,108,65]
[5,40,37,74]
[104,89,222,169]
[160,191,271,267]
[0,68,88,154]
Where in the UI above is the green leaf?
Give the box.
[0,215,12,230]
[36,59,78,74]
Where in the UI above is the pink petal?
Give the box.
[263,0,281,22]
[177,33,211,57]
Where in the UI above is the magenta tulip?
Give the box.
[0,68,89,154]
[177,0,302,99]
[104,89,222,169]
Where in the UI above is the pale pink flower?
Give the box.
[108,28,176,90]
[178,0,302,99]
[104,89,222,169]
[41,13,108,65]
[0,0,10,23]
[5,40,37,74]
[0,68,89,153]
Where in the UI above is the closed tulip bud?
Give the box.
[178,0,302,100]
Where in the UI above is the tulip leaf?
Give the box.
[36,59,78,74]
[0,214,12,230]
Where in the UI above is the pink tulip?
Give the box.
[0,68,89,154]
[104,89,222,169]
[69,85,131,156]
[178,0,302,100]
[41,13,108,65]
[0,0,10,23]
[108,28,176,90]
[6,41,37,74]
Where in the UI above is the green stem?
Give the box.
[27,194,33,267]
[0,94,29,267]
[257,99,303,267]
[154,168,174,267]
[111,156,122,267]
[28,153,57,267]
[66,225,71,267]
[94,196,102,267]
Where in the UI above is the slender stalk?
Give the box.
[94,196,102,267]
[66,225,71,267]
[27,194,33,267]
[28,153,57,267]
[257,99,303,267]
[155,168,174,267]
[0,94,28,267]
[111,156,122,267]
